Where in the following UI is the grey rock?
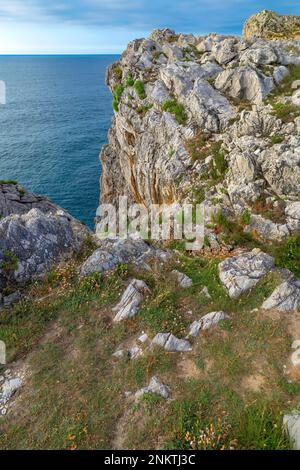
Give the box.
[164,334,192,352]
[249,214,289,241]
[112,349,126,359]
[172,270,193,288]
[262,279,300,312]
[135,376,171,399]
[1,378,22,405]
[0,208,89,289]
[215,66,274,104]
[0,183,61,218]
[80,238,168,276]
[113,279,150,322]
[128,346,142,359]
[151,333,192,352]
[138,333,148,343]
[187,311,230,337]
[151,333,170,348]
[219,249,275,298]
[286,202,300,232]
[273,66,289,84]
[258,144,300,198]
[283,413,300,450]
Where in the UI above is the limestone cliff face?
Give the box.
[243,10,300,41]
[100,18,300,247]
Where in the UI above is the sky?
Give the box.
[0,1,299,54]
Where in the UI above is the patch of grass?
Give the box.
[241,208,251,226]
[136,103,153,115]
[125,72,134,87]
[271,134,285,145]
[162,99,188,125]
[212,209,254,247]
[271,102,300,123]
[274,235,300,277]
[185,131,212,162]
[134,80,146,100]
[112,84,124,111]
[114,66,123,82]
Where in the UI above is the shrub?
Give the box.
[134,80,146,100]
[162,99,188,125]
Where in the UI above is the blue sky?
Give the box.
[0,1,299,54]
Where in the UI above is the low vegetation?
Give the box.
[162,99,188,125]
[134,80,146,100]
[1,229,299,449]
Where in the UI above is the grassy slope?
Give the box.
[1,235,300,450]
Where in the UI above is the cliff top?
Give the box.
[243,10,300,40]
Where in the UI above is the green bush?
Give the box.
[162,99,188,125]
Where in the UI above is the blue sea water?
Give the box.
[0,55,118,228]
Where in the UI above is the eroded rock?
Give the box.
[262,279,300,311]
[113,279,150,322]
[219,249,275,298]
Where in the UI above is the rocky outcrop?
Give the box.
[218,249,275,298]
[0,183,60,218]
[243,11,300,41]
[80,237,170,276]
[99,17,300,248]
[0,184,89,305]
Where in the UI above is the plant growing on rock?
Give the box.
[112,84,124,111]
[134,80,146,100]
[162,99,188,125]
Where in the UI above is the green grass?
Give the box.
[271,134,285,145]
[271,102,300,123]
[125,72,135,87]
[112,84,124,111]
[0,241,298,450]
[162,99,188,125]
[134,80,146,100]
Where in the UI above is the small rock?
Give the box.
[113,279,150,322]
[135,376,171,400]
[187,311,230,337]
[1,378,22,405]
[262,279,300,312]
[164,334,192,352]
[283,413,300,450]
[138,333,148,344]
[172,270,193,288]
[128,346,142,359]
[200,286,211,299]
[151,333,192,352]
[112,349,125,359]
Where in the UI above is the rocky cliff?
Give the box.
[100,22,300,249]
[244,10,300,40]
[0,183,90,308]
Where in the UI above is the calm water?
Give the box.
[0,55,118,227]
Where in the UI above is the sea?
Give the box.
[0,55,118,228]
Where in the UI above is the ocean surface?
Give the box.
[0,55,118,227]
